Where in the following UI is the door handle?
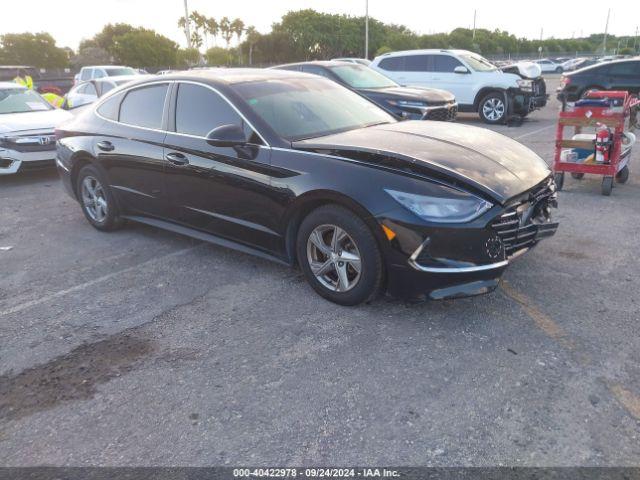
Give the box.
[96,140,114,152]
[165,151,189,166]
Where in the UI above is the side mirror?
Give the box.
[206,124,247,147]
[454,66,470,74]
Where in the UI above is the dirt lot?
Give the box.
[1,76,639,466]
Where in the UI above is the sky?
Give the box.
[1,0,637,50]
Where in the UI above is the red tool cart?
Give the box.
[553,90,639,196]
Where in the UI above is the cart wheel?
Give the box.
[615,165,629,184]
[601,176,614,196]
[554,172,565,190]
[571,172,585,180]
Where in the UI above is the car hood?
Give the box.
[0,109,72,134]
[292,121,550,203]
[359,86,455,104]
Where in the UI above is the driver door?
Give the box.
[162,82,279,252]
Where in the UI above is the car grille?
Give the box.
[491,179,556,257]
[0,133,56,152]
[426,105,458,121]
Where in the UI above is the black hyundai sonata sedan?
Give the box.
[56,69,558,305]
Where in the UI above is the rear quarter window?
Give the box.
[119,84,168,129]
[96,91,125,120]
[378,56,404,71]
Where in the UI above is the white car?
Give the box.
[370,49,548,124]
[65,75,148,109]
[73,65,139,85]
[535,59,564,73]
[0,82,72,175]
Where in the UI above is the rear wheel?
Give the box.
[554,172,565,190]
[76,164,124,231]
[479,92,507,124]
[296,205,383,306]
[616,165,629,183]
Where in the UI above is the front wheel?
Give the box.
[616,165,629,183]
[296,205,384,306]
[479,92,507,124]
[77,164,124,231]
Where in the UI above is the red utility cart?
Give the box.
[553,90,639,196]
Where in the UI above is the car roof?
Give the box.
[157,68,315,85]
[274,60,356,69]
[82,65,132,69]
[375,49,473,58]
[0,81,27,89]
[94,74,150,83]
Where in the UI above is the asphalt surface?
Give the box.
[1,76,639,467]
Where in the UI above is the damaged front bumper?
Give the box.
[378,178,559,301]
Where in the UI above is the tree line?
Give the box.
[0,9,637,70]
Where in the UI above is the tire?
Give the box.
[616,165,629,183]
[554,172,565,191]
[601,176,614,196]
[479,92,507,124]
[76,164,124,231]
[296,205,383,306]
[571,172,584,180]
[555,67,563,74]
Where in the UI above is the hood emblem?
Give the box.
[38,135,54,145]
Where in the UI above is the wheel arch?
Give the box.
[473,87,507,111]
[282,190,387,266]
[69,151,97,199]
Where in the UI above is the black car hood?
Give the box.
[358,86,455,104]
[292,121,550,203]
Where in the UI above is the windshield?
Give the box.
[232,77,396,141]
[460,54,497,72]
[330,65,397,89]
[0,88,51,114]
[105,67,137,77]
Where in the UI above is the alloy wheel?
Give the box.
[483,98,505,121]
[306,224,362,292]
[81,175,108,223]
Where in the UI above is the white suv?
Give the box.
[371,49,547,124]
[74,66,139,85]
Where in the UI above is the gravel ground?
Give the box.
[0,76,639,467]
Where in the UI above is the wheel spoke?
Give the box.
[335,263,350,292]
[310,258,334,276]
[331,226,346,253]
[340,250,361,273]
[309,230,331,255]
[83,177,96,196]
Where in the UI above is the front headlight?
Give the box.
[390,99,428,108]
[516,79,533,92]
[385,188,493,223]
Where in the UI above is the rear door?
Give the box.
[95,82,170,217]
[162,82,279,253]
[430,54,469,103]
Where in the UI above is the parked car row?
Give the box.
[557,57,640,101]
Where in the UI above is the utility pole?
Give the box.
[539,28,543,58]
[472,10,477,40]
[602,8,610,54]
[183,0,191,49]
[365,0,369,59]
[633,26,638,52]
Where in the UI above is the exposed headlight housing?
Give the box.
[385,188,493,223]
[516,79,533,92]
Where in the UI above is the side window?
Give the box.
[80,68,92,81]
[378,56,404,72]
[100,81,116,96]
[608,62,637,76]
[175,83,255,140]
[301,65,331,78]
[93,69,106,79]
[433,55,463,72]
[96,91,125,120]
[404,55,431,72]
[84,83,97,96]
[119,84,168,129]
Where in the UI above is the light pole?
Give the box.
[365,0,369,59]
[183,0,192,49]
[472,10,476,41]
[602,8,610,54]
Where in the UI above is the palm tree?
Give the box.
[205,17,219,48]
[219,17,233,48]
[231,18,245,44]
[245,26,259,65]
[189,11,207,50]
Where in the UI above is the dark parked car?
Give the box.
[557,59,640,102]
[273,61,458,121]
[56,70,558,305]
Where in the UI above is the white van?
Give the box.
[74,66,139,85]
